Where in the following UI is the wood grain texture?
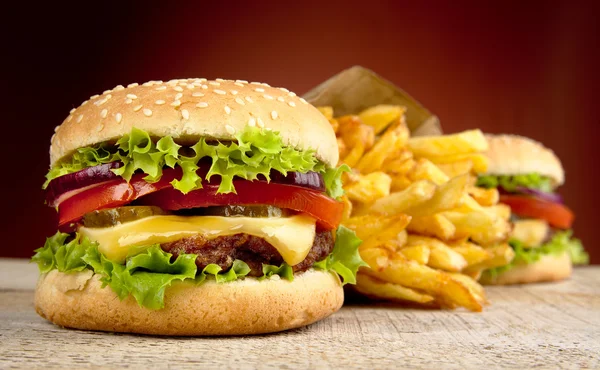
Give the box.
[0,258,598,369]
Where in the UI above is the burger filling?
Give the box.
[477,173,587,277]
[33,127,367,309]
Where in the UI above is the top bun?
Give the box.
[50,79,338,168]
[484,134,564,187]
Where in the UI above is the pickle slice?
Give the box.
[82,206,169,228]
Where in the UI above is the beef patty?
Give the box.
[161,230,334,277]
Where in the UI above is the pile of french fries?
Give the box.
[319,105,515,311]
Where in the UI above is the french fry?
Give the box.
[340,195,353,224]
[355,128,399,174]
[382,150,413,172]
[337,137,347,159]
[390,174,413,192]
[339,115,375,152]
[344,214,398,242]
[448,273,486,304]
[468,186,499,207]
[407,158,449,185]
[342,140,365,168]
[407,214,456,241]
[370,180,436,216]
[345,172,392,204]
[407,129,488,157]
[358,105,406,134]
[359,214,411,251]
[427,153,489,174]
[399,245,430,265]
[317,106,334,120]
[406,235,468,272]
[436,160,474,178]
[463,243,515,274]
[404,174,468,217]
[355,273,435,304]
[451,242,493,267]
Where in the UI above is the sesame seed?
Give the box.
[299,97,308,104]
[236,80,248,84]
[94,97,108,106]
[155,86,167,91]
[133,105,143,112]
[261,83,271,87]
[91,94,99,99]
[225,125,236,135]
[255,88,265,93]
[201,85,208,90]
[171,100,181,107]
[178,82,187,86]
[103,89,112,95]
[70,108,76,114]
[248,117,256,127]
[97,124,104,132]
[230,90,238,95]
[167,80,178,86]
[251,82,261,85]
[263,94,274,100]
[224,106,232,115]
[125,98,133,104]
[143,108,153,116]
[214,89,226,95]
[216,78,226,82]
[271,111,278,119]
[182,109,190,120]
[155,100,166,105]
[234,82,245,87]
[235,97,245,106]
[279,87,289,93]
[187,84,195,89]
[77,114,84,123]
[114,85,125,91]
[142,82,153,87]
[209,81,220,86]
[115,113,122,123]
[175,93,183,100]
[245,96,254,103]
[127,94,138,99]
[54,125,60,132]
[192,92,204,97]
[81,100,89,106]
[277,96,285,102]
[196,102,209,108]
[100,109,108,118]
[257,117,265,128]
[67,116,73,122]
[288,92,296,97]
[128,83,139,88]
[173,86,183,92]
[192,81,203,87]
[288,101,296,107]
[198,78,207,82]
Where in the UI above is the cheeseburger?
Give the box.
[477,134,588,285]
[32,78,366,335]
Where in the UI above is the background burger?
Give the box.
[477,134,588,285]
[32,78,366,335]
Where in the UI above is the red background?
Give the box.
[4,1,599,263]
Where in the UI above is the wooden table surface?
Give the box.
[1,258,598,369]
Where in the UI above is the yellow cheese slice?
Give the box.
[79,214,317,266]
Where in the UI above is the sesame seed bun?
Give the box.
[35,268,344,336]
[480,252,572,285]
[50,79,338,168]
[484,134,565,187]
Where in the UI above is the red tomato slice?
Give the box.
[499,194,574,229]
[139,181,344,230]
[57,169,181,228]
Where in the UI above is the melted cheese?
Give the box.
[79,214,316,266]
[512,219,549,248]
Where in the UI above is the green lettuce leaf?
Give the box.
[260,263,294,281]
[323,164,350,200]
[31,232,95,273]
[44,127,344,195]
[487,230,588,277]
[476,173,553,193]
[314,225,367,285]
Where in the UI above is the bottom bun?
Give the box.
[35,269,343,336]
[480,252,572,285]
